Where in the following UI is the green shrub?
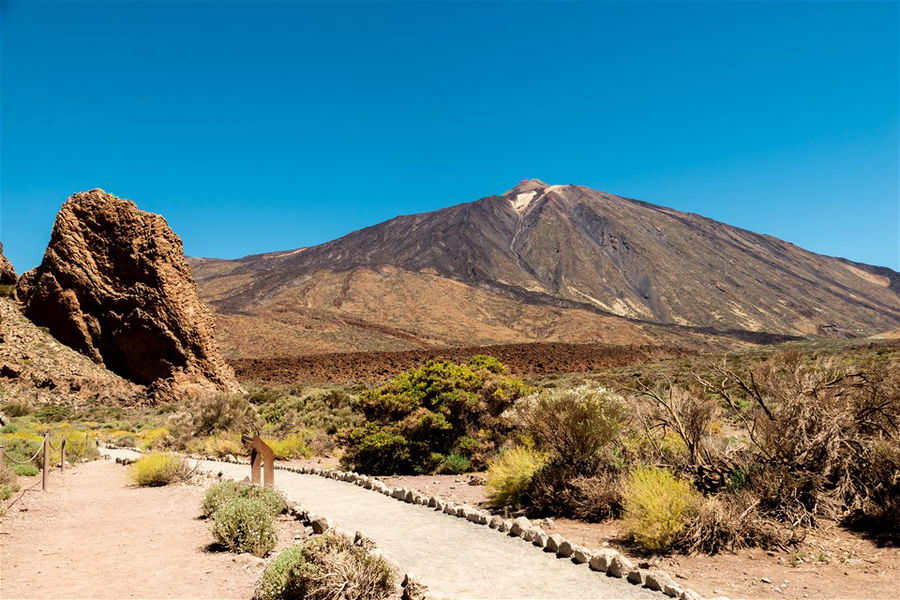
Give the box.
[34,405,73,423]
[13,464,38,476]
[129,452,190,486]
[55,429,100,464]
[1,435,42,465]
[622,466,700,552]
[440,453,471,474]
[107,431,138,448]
[1,402,31,417]
[139,427,170,450]
[260,389,360,435]
[1,460,20,497]
[264,432,313,460]
[338,358,530,474]
[256,533,395,600]
[486,445,547,507]
[201,480,287,518]
[0,483,17,501]
[210,497,277,557]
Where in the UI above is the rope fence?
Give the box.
[1,430,91,492]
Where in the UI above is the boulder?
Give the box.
[663,582,684,598]
[588,549,618,573]
[556,540,575,558]
[572,546,592,564]
[509,517,531,537]
[15,189,240,400]
[607,553,635,578]
[545,534,565,553]
[310,516,330,534]
[627,569,647,585]
[644,570,674,592]
[0,242,17,285]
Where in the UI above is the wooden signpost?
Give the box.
[242,434,275,488]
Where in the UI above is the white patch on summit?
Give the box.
[510,191,537,214]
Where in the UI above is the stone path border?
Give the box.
[201,453,715,600]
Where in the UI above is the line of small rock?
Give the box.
[207,455,718,600]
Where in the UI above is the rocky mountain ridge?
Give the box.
[190,180,899,357]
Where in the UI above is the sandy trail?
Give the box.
[0,460,278,600]
[107,449,658,600]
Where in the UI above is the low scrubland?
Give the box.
[4,342,896,560]
[485,350,899,554]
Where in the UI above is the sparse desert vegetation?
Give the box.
[476,350,900,553]
[129,452,191,486]
[256,533,396,600]
[3,343,898,600]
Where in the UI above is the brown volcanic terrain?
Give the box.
[230,341,696,385]
[0,297,144,406]
[191,180,900,359]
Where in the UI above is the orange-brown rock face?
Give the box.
[0,242,17,285]
[16,189,240,400]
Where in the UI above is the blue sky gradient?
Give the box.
[2,0,898,272]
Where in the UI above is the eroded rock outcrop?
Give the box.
[0,242,17,285]
[16,189,240,400]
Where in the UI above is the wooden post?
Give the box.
[42,432,50,491]
[0,444,4,467]
[60,437,67,473]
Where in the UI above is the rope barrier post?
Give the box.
[60,437,67,473]
[42,432,50,491]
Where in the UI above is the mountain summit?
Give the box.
[190,181,900,357]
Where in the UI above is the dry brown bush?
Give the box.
[167,393,260,449]
[698,352,900,530]
[515,385,628,472]
[679,492,800,554]
[526,465,622,521]
[630,384,719,469]
[512,385,628,520]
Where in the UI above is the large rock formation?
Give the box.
[16,189,240,400]
[0,242,17,285]
[0,297,143,406]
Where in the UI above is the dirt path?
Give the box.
[0,460,296,600]
[107,450,658,600]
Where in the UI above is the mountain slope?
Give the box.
[191,180,899,357]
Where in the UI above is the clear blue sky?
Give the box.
[2,0,898,272]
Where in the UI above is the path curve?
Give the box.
[108,450,658,600]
